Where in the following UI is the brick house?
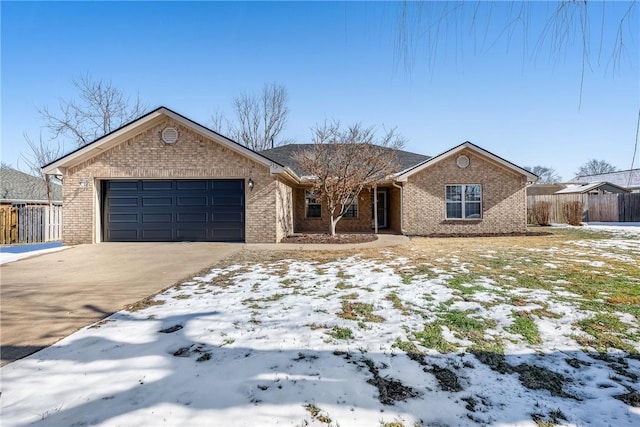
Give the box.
[42,107,537,244]
[1,166,62,207]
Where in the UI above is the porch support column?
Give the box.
[373,185,378,234]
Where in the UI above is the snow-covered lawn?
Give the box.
[2,227,639,426]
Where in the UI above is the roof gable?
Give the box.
[395,141,538,182]
[42,107,287,176]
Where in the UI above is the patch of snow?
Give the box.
[616,312,640,328]
[0,245,68,264]
[582,222,640,237]
[2,249,639,427]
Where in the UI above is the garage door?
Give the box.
[102,180,244,242]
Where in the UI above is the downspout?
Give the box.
[392,180,404,234]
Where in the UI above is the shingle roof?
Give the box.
[0,166,62,203]
[259,144,430,176]
[572,169,640,189]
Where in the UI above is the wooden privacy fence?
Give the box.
[0,205,62,245]
[0,207,19,245]
[527,193,640,224]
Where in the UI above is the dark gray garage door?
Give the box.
[102,180,244,242]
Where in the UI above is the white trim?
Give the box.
[456,155,470,168]
[445,184,482,220]
[42,110,165,174]
[0,199,62,205]
[395,142,538,182]
[94,178,101,243]
[161,127,179,144]
[554,181,629,194]
[42,107,291,178]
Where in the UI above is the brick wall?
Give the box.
[293,187,374,234]
[62,118,284,244]
[402,149,528,235]
[386,186,402,233]
[275,179,293,242]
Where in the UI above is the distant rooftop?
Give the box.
[555,181,629,194]
[526,184,567,196]
[259,143,431,176]
[571,168,640,189]
[0,166,62,204]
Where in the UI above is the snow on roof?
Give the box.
[554,181,629,194]
[572,169,640,189]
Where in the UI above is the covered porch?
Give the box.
[291,185,403,235]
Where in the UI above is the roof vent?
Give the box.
[456,155,470,168]
[161,127,179,144]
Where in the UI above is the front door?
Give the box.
[376,189,387,228]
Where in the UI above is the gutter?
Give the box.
[1,199,62,205]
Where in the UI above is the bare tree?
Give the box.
[39,74,147,147]
[575,159,617,176]
[525,165,561,184]
[294,121,405,236]
[212,82,290,151]
[209,109,228,135]
[19,133,63,205]
[395,1,637,106]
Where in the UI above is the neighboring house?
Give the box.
[42,107,537,245]
[571,169,640,193]
[0,166,62,206]
[526,184,568,196]
[554,182,630,195]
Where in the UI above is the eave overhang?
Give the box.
[394,141,538,183]
[41,107,287,176]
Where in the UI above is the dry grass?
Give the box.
[339,301,385,323]
[214,227,639,355]
[609,296,640,305]
[124,296,165,312]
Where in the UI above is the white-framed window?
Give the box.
[305,190,322,218]
[446,184,482,219]
[342,193,358,218]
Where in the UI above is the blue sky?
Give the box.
[1,1,638,181]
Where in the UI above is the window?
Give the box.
[305,191,321,218]
[342,193,358,218]
[446,184,481,219]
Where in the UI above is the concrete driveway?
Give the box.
[0,242,241,366]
